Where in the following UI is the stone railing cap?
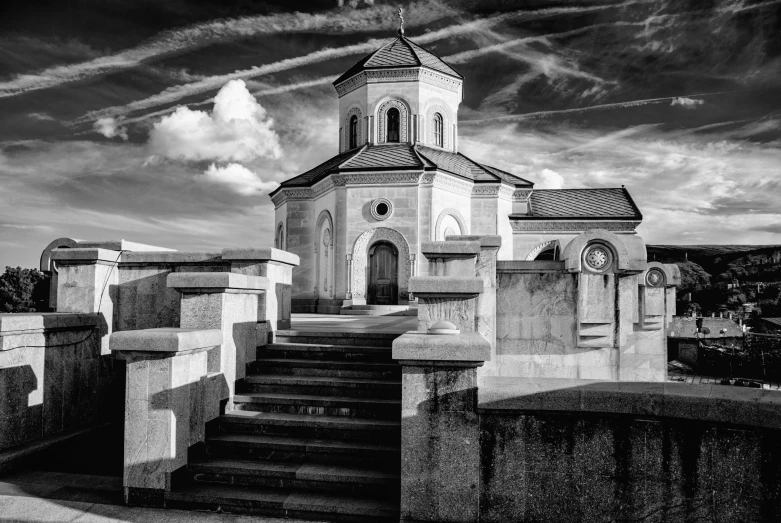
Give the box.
[420,241,481,257]
[167,272,270,291]
[392,332,490,362]
[121,251,223,264]
[50,248,123,263]
[0,312,98,337]
[408,276,484,295]
[110,328,222,353]
[445,235,502,248]
[221,247,300,266]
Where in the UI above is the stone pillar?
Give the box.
[221,247,299,337]
[345,254,353,300]
[167,272,269,409]
[408,254,416,301]
[447,235,502,375]
[110,328,221,506]
[393,329,490,523]
[51,248,121,355]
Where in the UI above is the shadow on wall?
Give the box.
[475,384,781,523]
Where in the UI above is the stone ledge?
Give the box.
[167,272,270,292]
[445,235,502,248]
[408,277,483,295]
[478,376,781,430]
[393,332,490,362]
[420,241,481,257]
[0,312,98,337]
[110,328,222,353]
[120,251,223,264]
[50,248,123,264]
[221,247,300,267]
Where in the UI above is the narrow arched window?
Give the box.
[387,108,400,143]
[433,113,443,147]
[349,115,358,149]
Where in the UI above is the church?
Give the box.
[269,25,643,314]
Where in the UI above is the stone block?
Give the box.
[110,328,222,353]
[409,276,483,295]
[167,272,270,292]
[394,333,490,364]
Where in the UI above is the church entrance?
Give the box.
[367,242,398,305]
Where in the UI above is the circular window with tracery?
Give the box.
[371,198,393,221]
[583,244,613,273]
[646,268,665,287]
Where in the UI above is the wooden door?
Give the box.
[368,243,398,305]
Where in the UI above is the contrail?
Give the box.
[0,2,454,99]
[718,0,781,14]
[75,0,653,124]
[460,91,738,125]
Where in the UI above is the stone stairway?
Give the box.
[167,330,402,522]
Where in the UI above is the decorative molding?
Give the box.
[525,240,560,261]
[424,101,453,150]
[420,173,473,196]
[513,189,533,200]
[343,106,363,151]
[334,68,463,98]
[370,198,393,221]
[377,99,409,144]
[498,185,515,200]
[332,172,420,186]
[434,208,468,240]
[471,184,514,198]
[351,227,411,300]
[271,188,313,206]
[510,220,640,232]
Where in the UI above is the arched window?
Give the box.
[387,108,400,143]
[433,113,443,147]
[349,115,358,149]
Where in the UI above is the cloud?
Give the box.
[201,163,279,195]
[537,168,564,189]
[27,112,55,121]
[148,79,281,162]
[94,116,128,140]
[671,97,705,108]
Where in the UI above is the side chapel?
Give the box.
[269,20,642,314]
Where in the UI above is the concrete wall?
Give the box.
[478,378,781,522]
[0,313,108,454]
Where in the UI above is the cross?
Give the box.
[398,7,404,34]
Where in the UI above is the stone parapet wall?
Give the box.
[0,312,108,455]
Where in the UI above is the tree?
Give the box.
[0,266,48,313]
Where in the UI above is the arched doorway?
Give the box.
[350,227,411,304]
[368,242,398,305]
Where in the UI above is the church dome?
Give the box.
[333,35,463,86]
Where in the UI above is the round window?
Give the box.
[370,198,393,221]
[646,268,665,287]
[583,243,613,273]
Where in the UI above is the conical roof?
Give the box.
[333,34,462,85]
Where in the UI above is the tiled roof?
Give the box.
[333,35,462,85]
[762,318,781,328]
[520,188,642,219]
[272,144,536,195]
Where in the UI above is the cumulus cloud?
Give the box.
[671,97,705,108]
[537,168,564,189]
[94,116,128,140]
[148,79,281,162]
[201,163,279,195]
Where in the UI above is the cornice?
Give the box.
[334,67,463,98]
[421,172,474,197]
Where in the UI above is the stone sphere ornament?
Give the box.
[583,244,612,273]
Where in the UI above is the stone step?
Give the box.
[272,330,398,348]
[241,374,401,399]
[187,458,399,496]
[233,392,401,420]
[260,343,395,363]
[339,309,416,316]
[250,358,401,379]
[218,411,400,443]
[204,433,400,466]
[166,482,399,522]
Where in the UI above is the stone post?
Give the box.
[221,247,299,340]
[167,272,269,409]
[393,328,490,523]
[110,328,221,506]
[446,235,501,375]
[50,248,122,355]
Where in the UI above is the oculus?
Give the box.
[584,244,612,272]
[371,198,393,221]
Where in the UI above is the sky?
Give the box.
[1,0,780,269]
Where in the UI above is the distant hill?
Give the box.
[647,245,781,317]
